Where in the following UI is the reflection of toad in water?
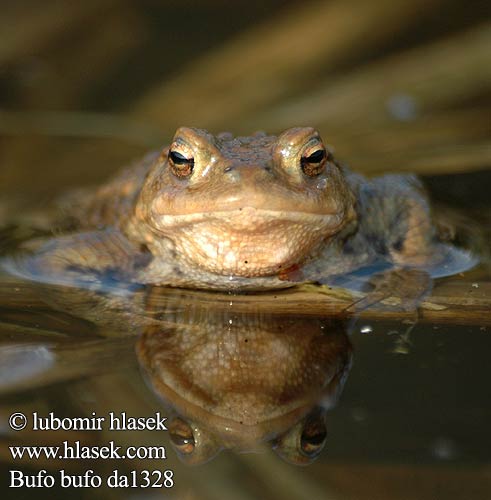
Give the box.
[0,278,353,466]
[136,290,352,465]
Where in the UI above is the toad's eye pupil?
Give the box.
[301,147,327,177]
[169,150,193,165]
[306,149,326,163]
[168,149,194,178]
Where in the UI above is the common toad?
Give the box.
[4,127,476,291]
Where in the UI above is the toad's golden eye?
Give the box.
[299,413,327,458]
[168,418,195,455]
[272,409,328,465]
[301,148,327,177]
[168,150,194,178]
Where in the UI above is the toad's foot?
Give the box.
[345,267,433,313]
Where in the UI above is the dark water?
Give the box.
[1,273,490,500]
[1,1,491,499]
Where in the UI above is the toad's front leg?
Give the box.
[2,229,151,292]
[348,175,476,313]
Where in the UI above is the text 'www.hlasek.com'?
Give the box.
[7,411,174,489]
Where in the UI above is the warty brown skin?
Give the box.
[4,126,472,291]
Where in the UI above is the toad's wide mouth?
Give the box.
[140,364,317,447]
[153,206,345,231]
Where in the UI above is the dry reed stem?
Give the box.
[134,0,446,132]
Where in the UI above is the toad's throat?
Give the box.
[154,210,344,277]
